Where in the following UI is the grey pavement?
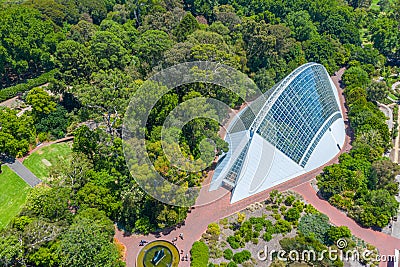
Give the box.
[6,160,41,187]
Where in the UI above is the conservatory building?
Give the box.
[209,62,346,203]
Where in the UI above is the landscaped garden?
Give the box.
[191,190,379,267]
[0,165,30,229]
[23,142,72,181]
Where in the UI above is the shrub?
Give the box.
[304,204,319,214]
[233,250,251,264]
[263,232,272,241]
[237,213,246,224]
[191,241,209,267]
[298,213,330,244]
[0,69,57,102]
[223,249,233,260]
[284,207,301,222]
[227,262,238,267]
[284,195,296,206]
[227,236,240,249]
[274,219,292,234]
[327,226,351,244]
[207,223,221,240]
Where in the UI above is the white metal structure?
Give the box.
[209,63,346,203]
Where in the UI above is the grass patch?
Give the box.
[0,165,30,229]
[23,142,72,180]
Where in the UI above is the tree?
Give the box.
[73,69,137,138]
[285,11,318,42]
[90,31,132,69]
[284,207,301,222]
[72,126,100,160]
[24,186,71,222]
[369,159,400,192]
[206,223,221,240]
[134,30,173,73]
[371,17,400,59]
[76,182,121,219]
[58,219,123,267]
[342,67,370,88]
[55,40,95,83]
[366,81,389,102]
[23,219,63,250]
[0,6,57,83]
[26,87,56,118]
[0,108,35,158]
[0,233,24,267]
[174,12,199,42]
[50,152,93,191]
[35,105,68,139]
[223,249,233,260]
[232,250,251,264]
[67,20,99,43]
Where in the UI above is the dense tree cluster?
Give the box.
[0,0,399,265]
[317,63,399,228]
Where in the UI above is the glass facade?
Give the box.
[222,63,342,186]
[256,64,341,164]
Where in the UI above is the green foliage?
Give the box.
[223,248,233,260]
[0,6,59,83]
[284,195,296,206]
[0,108,35,157]
[35,105,69,139]
[342,67,370,88]
[0,233,24,266]
[232,250,251,264]
[26,87,57,117]
[24,186,72,222]
[190,241,209,267]
[174,12,199,42]
[0,70,56,102]
[298,213,331,244]
[206,223,221,240]
[227,235,240,249]
[274,219,292,234]
[327,226,352,244]
[284,207,301,222]
[58,218,123,267]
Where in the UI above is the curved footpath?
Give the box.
[115,68,399,267]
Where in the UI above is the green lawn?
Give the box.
[0,165,30,229]
[23,142,73,180]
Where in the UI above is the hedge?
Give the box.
[0,69,57,102]
[190,241,209,267]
